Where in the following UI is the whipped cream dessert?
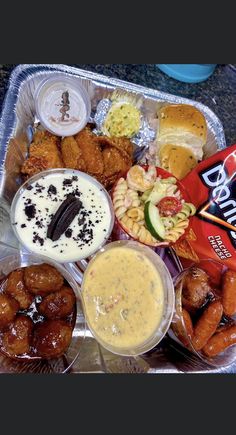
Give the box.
[11,170,114,262]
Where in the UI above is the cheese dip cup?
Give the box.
[81,240,175,356]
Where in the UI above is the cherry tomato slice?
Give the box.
[157,197,182,217]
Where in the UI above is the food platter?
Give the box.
[1,64,235,374]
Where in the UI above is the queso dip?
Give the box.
[82,246,164,349]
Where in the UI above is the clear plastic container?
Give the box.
[170,259,236,368]
[81,240,175,356]
[34,76,91,136]
[10,168,115,263]
[0,252,85,373]
[0,194,20,259]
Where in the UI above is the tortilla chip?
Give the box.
[173,238,199,262]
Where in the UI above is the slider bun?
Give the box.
[159,144,197,180]
[157,104,207,160]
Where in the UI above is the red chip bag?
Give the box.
[173,144,236,270]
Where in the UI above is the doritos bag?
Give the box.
[173,144,236,270]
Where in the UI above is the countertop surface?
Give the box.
[0,64,236,145]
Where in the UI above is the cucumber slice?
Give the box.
[144,201,166,241]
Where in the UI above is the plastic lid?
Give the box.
[34,76,91,136]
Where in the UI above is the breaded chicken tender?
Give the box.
[21,130,63,177]
[74,127,104,175]
[61,136,87,171]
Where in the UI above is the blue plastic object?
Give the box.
[156,64,217,83]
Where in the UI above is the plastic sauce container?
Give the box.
[34,76,91,136]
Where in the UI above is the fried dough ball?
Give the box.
[24,264,64,296]
[182,267,213,311]
[34,320,73,358]
[1,315,33,356]
[5,269,34,310]
[38,286,76,319]
[0,293,19,330]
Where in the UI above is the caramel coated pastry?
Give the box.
[34,320,73,358]
[0,293,19,330]
[74,127,104,175]
[5,269,34,310]
[222,269,236,317]
[24,264,64,296]
[38,286,76,319]
[61,136,87,171]
[182,267,213,312]
[1,315,33,357]
[202,324,236,357]
[192,300,223,351]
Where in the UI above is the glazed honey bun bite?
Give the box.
[157,104,207,161]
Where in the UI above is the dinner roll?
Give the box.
[157,104,207,161]
[159,144,198,179]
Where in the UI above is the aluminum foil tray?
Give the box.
[0,64,232,374]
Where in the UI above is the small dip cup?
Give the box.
[34,76,91,136]
[10,168,115,263]
[81,240,175,356]
[0,252,85,373]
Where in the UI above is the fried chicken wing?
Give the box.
[97,135,134,159]
[102,147,131,177]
